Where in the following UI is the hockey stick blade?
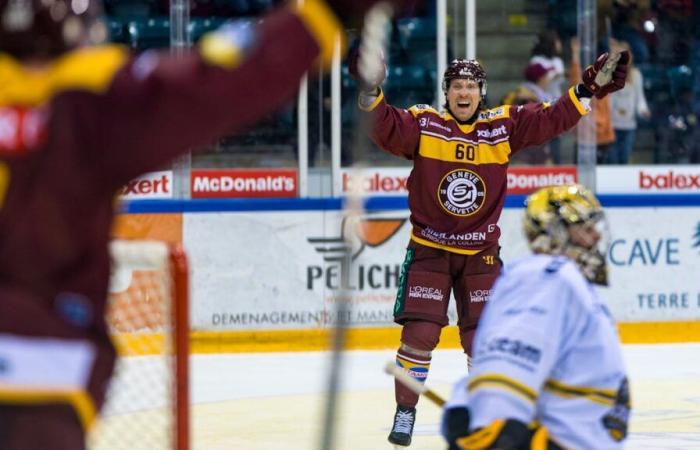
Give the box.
[384,361,446,407]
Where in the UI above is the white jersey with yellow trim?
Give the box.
[467,253,630,449]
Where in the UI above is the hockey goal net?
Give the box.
[87,240,189,450]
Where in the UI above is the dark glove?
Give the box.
[347,40,387,93]
[581,50,630,99]
[441,407,471,450]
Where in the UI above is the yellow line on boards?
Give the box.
[114,321,700,356]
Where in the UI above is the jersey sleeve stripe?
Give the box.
[468,373,538,404]
[567,86,589,116]
[544,379,617,406]
[293,0,345,69]
[358,88,384,112]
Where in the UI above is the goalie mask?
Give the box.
[442,59,487,97]
[524,184,610,285]
[0,0,106,60]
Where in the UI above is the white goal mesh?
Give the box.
[87,240,189,450]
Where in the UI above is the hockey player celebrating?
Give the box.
[350,48,629,446]
[441,184,630,450]
[0,0,419,448]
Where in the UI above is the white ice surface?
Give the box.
[186,344,700,449]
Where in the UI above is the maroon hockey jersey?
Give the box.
[0,1,340,429]
[363,88,588,254]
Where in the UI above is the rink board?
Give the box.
[119,194,700,351]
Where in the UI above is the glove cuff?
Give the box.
[575,83,594,99]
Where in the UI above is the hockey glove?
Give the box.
[442,407,471,450]
[348,40,387,93]
[581,50,630,99]
[441,376,471,449]
[455,419,531,450]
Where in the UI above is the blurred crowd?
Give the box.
[103,0,700,166]
[546,0,700,163]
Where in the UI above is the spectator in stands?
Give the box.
[654,0,693,65]
[609,39,650,164]
[570,37,617,163]
[0,0,419,448]
[611,0,650,64]
[529,30,565,163]
[655,85,698,163]
[530,30,566,99]
[502,62,558,165]
[546,0,577,41]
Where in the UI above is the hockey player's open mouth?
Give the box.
[456,101,471,110]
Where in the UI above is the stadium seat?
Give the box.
[188,17,229,42]
[127,17,171,50]
[213,0,251,15]
[103,0,156,18]
[396,17,436,48]
[396,17,437,65]
[637,63,670,93]
[107,18,128,44]
[385,64,430,90]
[249,0,275,13]
[667,65,693,98]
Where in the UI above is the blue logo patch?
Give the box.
[693,223,700,252]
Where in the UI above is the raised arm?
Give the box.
[507,86,589,152]
[359,90,421,159]
[88,1,341,185]
[509,50,630,153]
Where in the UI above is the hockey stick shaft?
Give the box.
[318,5,393,450]
[384,361,446,407]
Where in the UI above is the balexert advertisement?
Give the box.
[183,203,700,331]
[118,165,700,199]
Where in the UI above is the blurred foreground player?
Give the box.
[350,36,629,447]
[442,184,630,450]
[0,0,419,448]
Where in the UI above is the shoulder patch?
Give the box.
[408,103,438,117]
[477,106,509,121]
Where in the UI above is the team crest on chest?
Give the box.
[437,169,486,216]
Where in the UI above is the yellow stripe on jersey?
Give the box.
[0,385,97,430]
[530,426,550,450]
[294,0,345,69]
[568,86,589,116]
[200,32,247,69]
[0,45,128,107]
[544,379,617,406]
[455,419,506,450]
[0,162,9,209]
[358,88,385,112]
[468,373,538,404]
[410,233,482,255]
[418,133,512,164]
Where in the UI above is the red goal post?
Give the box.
[88,240,189,450]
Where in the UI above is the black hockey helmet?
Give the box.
[442,58,487,97]
[0,0,107,60]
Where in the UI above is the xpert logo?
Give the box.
[306,216,406,290]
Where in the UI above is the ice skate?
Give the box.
[388,404,416,447]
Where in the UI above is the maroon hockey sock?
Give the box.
[394,348,431,407]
